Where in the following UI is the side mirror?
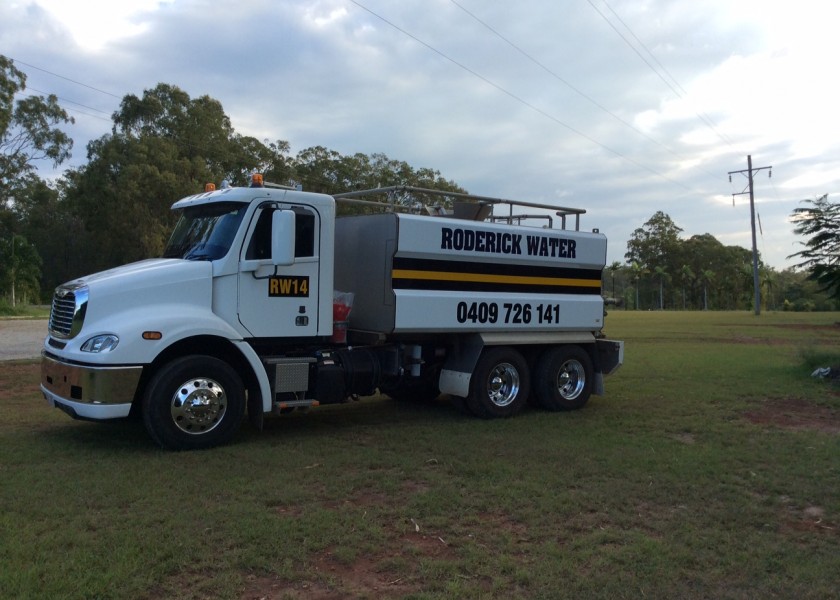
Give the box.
[271,210,296,266]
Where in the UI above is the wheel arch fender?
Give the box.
[133,335,269,428]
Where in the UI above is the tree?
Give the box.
[625,211,683,270]
[629,261,646,310]
[701,269,714,310]
[0,233,41,306]
[654,265,670,310]
[293,145,465,199]
[0,56,74,200]
[626,212,682,309]
[0,57,74,302]
[789,194,840,301]
[679,264,695,309]
[607,261,621,298]
[64,132,206,272]
[17,177,86,297]
[760,266,775,311]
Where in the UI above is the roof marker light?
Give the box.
[205,183,216,192]
[251,173,264,188]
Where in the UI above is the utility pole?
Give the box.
[728,155,771,316]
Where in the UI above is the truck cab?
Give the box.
[163,186,336,340]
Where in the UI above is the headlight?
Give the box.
[81,334,119,353]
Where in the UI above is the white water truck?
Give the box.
[41,177,623,449]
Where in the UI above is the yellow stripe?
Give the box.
[392,269,601,288]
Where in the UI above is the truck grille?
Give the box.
[49,285,89,339]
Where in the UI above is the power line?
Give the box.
[586,0,734,148]
[600,0,687,96]
[15,90,113,123]
[346,0,695,193]
[7,56,122,99]
[448,0,722,185]
[26,87,113,116]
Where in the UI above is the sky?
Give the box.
[2,0,838,270]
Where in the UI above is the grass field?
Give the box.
[2,311,839,599]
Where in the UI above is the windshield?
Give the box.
[163,201,248,260]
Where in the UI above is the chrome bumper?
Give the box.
[40,352,142,420]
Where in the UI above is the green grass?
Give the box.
[0,302,50,318]
[2,311,840,599]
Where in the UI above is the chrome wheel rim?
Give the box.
[486,363,520,407]
[557,360,585,400]
[170,377,227,435]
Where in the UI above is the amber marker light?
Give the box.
[205,182,216,192]
[142,331,163,340]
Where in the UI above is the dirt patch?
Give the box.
[0,361,39,392]
[255,482,464,599]
[248,495,527,599]
[241,531,458,599]
[729,335,790,346]
[669,432,696,445]
[767,323,840,331]
[778,503,838,538]
[744,397,840,434]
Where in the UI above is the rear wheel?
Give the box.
[143,355,245,450]
[533,345,593,411]
[466,347,530,419]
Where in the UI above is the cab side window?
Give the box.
[245,207,316,260]
[294,209,315,257]
[245,209,272,260]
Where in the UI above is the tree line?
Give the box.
[608,210,837,311]
[1,56,838,310]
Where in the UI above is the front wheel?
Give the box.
[466,347,530,419]
[142,355,246,450]
[533,345,594,411]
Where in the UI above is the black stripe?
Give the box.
[395,279,601,294]
[392,257,602,295]
[393,256,602,281]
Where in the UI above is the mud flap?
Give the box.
[247,391,264,431]
[439,333,484,397]
[595,339,624,375]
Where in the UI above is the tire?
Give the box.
[466,347,530,419]
[533,345,594,411]
[142,355,246,450]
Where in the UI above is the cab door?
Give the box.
[237,203,320,338]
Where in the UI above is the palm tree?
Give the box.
[761,267,775,311]
[629,261,645,310]
[680,265,694,310]
[701,269,715,310]
[607,261,622,299]
[679,264,695,310]
[654,265,670,310]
